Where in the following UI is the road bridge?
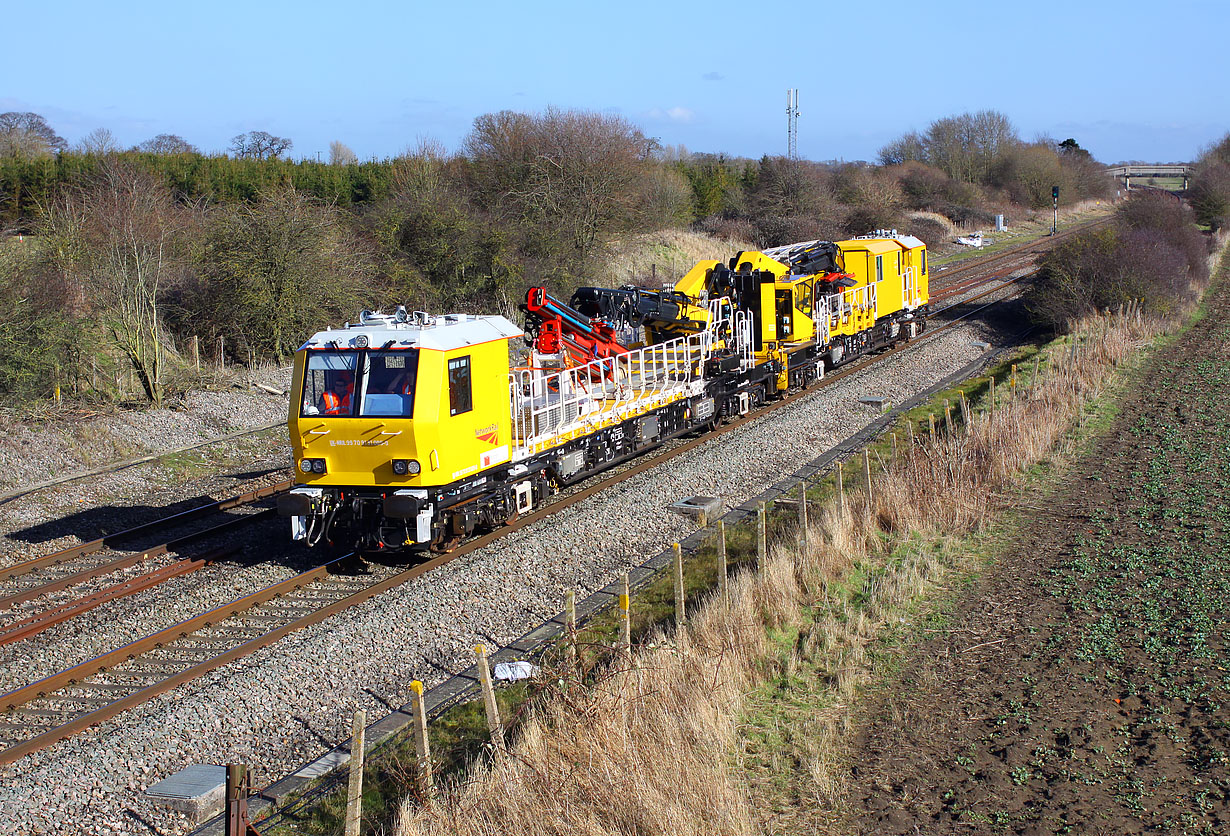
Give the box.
[1106,163,1193,189]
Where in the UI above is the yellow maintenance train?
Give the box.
[277,232,928,552]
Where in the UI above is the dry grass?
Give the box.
[597,229,755,288]
[394,292,1197,836]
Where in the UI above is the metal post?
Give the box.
[410,681,433,797]
[225,764,261,836]
[673,542,685,625]
[475,645,505,752]
[344,710,366,836]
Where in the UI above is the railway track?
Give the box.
[0,260,1032,766]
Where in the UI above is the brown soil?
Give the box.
[847,286,1230,834]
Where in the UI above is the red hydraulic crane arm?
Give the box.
[523,287,630,365]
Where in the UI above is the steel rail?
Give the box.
[0,547,236,647]
[0,264,1033,766]
[0,509,276,610]
[0,481,292,583]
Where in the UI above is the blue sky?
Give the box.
[7,0,1226,164]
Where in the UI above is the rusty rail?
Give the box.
[0,481,291,583]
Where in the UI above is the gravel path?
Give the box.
[0,305,1014,835]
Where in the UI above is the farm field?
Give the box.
[847,277,1230,832]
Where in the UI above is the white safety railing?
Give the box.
[902,267,922,309]
[813,295,831,345]
[831,283,877,328]
[510,307,741,450]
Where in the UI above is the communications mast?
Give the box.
[786,89,799,159]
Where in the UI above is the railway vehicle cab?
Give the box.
[279,308,523,550]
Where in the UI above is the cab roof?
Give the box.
[300,312,523,353]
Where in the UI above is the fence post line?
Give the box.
[474,644,505,752]
[619,572,631,656]
[344,709,366,836]
[673,542,686,626]
[717,520,728,605]
[756,502,767,562]
[409,681,433,798]
[564,588,577,675]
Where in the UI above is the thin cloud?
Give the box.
[646,106,695,124]
[702,72,724,82]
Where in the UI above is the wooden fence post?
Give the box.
[564,588,577,674]
[890,432,897,463]
[928,413,936,444]
[756,502,767,562]
[717,520,728,606]
[797,479,808,554]
[191,335,200,371]
[1010,364,1018,400]
[836,462,845,507]
[673,542,686,626]
[344,709,366,836]
[619,573,631,656]
[410,681,433,797]
[475,645,505,752]
[219,335,225,369]
[988,375,996,414]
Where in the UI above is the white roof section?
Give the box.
[301,311,523,353]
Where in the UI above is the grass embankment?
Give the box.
[387,282,1199,833]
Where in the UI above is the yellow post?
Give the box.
[619,572,631,656]
[410,681,433,797]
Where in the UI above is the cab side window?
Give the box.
[448,356,473,416]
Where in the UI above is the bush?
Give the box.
[1028,193,1206,330]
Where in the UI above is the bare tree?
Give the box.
[78,127,120,154]
[229,130,293,160]
[329,140,358,165]
[136,133,198,154]
[38,161,185,404]
[878,131,926,166]
[0,112,67,159]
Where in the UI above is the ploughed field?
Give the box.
[849,286,1230,834]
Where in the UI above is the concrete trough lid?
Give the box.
[145,764,227,823]
[971,340,991,350]
[858,396,890,412]
[668,495,722,525]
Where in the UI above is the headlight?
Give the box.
[392,459,408,476]
[311,459,327,474]
[407,459,421,475]
[299,459,314,474]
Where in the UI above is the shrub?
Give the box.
[1028,193,1206,330]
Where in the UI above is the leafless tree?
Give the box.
[0,112,67,159]
[329,140,358,165]
[878,131,926,166]
[78,127,120,154]
[229,130,293,160]
[135,133,198,154]
[38,160,186,404]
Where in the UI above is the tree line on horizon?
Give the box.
[0,106,1223,408]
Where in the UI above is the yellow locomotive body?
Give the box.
[281,234,927,553]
